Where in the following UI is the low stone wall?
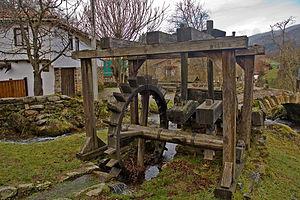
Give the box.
[0,95,107,139]
[254,92,300,113]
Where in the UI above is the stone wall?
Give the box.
[0,95,108,139]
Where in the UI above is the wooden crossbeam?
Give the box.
[72,36,248,59]
[128,45,264,60]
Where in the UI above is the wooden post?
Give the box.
[79,58,106,155]
[239,56,255,149]
[137,92,150,167]
[181,52,188,101]
[221,50,237,187]
[207,59,214,100]
[128,60,139,124]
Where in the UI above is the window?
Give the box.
[13,27,28,46]
[75,37,80,51]
[68,34,73,50]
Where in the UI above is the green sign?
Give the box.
[103,60,113,77]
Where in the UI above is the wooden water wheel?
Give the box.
[104,76,168,174]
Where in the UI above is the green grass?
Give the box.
[0,130,107,186]
[108,155,221,200]
[234,124,300,199]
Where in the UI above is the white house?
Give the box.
[0,18,100,97]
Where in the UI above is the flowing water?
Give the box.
[265,118,300,132]
[144,114,178,180]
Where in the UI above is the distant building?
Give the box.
[0,17,102,97]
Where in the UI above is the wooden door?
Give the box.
[61,68,75,97]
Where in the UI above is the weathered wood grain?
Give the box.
[72,36,248,59]
[222,50,237,180]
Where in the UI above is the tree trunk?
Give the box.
[34,71,43,96]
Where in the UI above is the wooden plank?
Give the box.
[181,52,188,101]
[72,36,248,59]
[106,159,119,168]
[238,56,255,149]
[222,50,237,179]
[221,162,233,188]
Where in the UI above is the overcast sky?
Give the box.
[156,0,300,36]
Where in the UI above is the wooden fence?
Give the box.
[0,78,28,98]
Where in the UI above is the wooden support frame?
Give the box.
[78,58,106,158]
[221,50,237,187]
[73,31,264,199]
[237,56,255,149]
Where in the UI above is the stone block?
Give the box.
[35,96,47,103]
[24,110,39,117]
[85,183,108,197]
[61,95,71,100]
[92,171,111,182]
[36,114,51,121]
[36,181,51,191]
[0,186,17,200]
[30,105,44,110]
[17,183,34,196]
[36,119,48,126]
[47,95,61,102]
[252,110,265,127]
[23,97,36,104]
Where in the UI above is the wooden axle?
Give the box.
[121,125,223,150]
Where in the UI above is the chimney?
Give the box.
[207,20,214,32]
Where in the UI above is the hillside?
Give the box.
[249,24,300,54]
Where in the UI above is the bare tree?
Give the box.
[79,0,167,41]
[78,0,167,83]
[169,0,209,31]
[270,16,299,92]
[0,0,80,95]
